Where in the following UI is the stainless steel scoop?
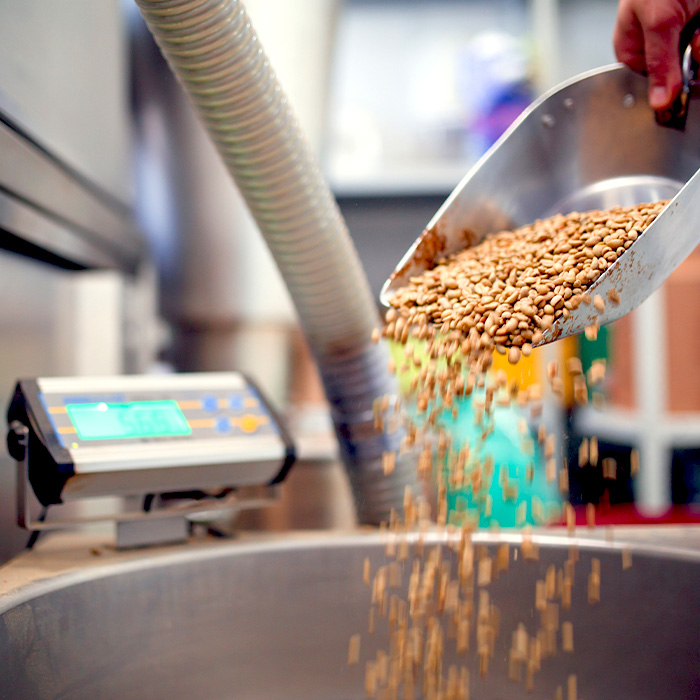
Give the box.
[380,64,700,346]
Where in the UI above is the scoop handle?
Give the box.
[655,12,700,129]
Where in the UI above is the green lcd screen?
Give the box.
[65,401,192,441]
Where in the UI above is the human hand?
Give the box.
[613,0,700,110]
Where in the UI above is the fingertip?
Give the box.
[649,84,671,110]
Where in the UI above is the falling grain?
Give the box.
[496,543,510,573]
[586,503,596,529]
[365,661,377,698]
[589,436,599,466]
[588,359,606,384]
[478,555,493,587]
[584,323,599,341]
[588,558,601,604]
[630,448,640,476]
[348,634,361,665]
[565,503,576,534]
[602,457,617,480]
[578,438,589,467]
[562,621,574,652]
[366,200,667,700]
[382,451,396,475]
[566,357,583,375]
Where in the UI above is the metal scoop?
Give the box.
[380,63,700,347]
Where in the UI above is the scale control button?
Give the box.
[216,416,231,433]
[202,395,218,412]
[229,395,244,411]
[239,414,268,433]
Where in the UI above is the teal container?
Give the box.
[411,393,563,529]
[389,340,562,528]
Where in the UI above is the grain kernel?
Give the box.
[586,502,596,529]
[602,457,617,480]
[562,621,574,651]
[607,287,621,305]
[589,436,599,466]
[348,634,361,665]
[630,448,639,475]
[578,438,589,467]
[382,451,396,475]
[566,357,583,375]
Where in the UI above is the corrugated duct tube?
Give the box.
[135,0,417,523]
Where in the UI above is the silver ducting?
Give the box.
[134,0,416,523]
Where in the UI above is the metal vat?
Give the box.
[1,531,699,699]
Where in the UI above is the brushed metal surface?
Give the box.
[0,1,145,272]
[0,119,145,272]
[0,0,132,205]
[1,532,699,699]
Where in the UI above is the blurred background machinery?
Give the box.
[2,0,699,565]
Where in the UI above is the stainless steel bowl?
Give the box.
[1,532,699,699]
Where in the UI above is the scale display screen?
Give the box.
[65,400,192,441]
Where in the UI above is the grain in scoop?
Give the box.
[387,201,667,351]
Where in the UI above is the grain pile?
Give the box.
[347,201,664,699]
[386,200,667,354]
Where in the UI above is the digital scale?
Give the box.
[6,372,295,547]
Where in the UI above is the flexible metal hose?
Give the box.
[135,0,416,523]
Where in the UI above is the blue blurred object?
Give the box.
[459,31,534,157]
